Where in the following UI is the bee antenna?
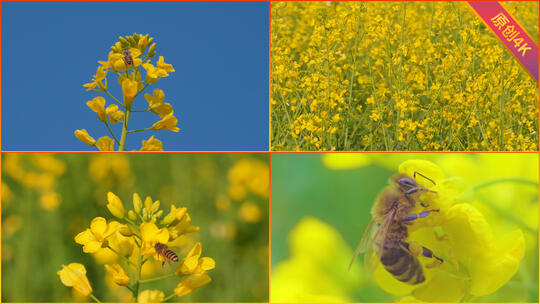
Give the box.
[413,171,436,186]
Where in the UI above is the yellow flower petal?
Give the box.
[57,263,93,296]
[90,217,108,236]
[74,229,95,245]
[174,273,211,297]
[96,136,114,151]
[105,264,131,286]
[74,129,96,146]
[152,112,179,132]
[141,135,163,151]
[138,289,164,303]
[86,96,107,122]
[122,79,138,108]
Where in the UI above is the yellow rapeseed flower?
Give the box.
[143,61,169,84]
[175,242,216,276]
[121,78,138,108]
[140,222,169,256]
[152,112,180,132]
[74,217,117,253]
[174,273,212,297]
[105,264,131,286]
[74,129,96,146]
[144,89,173,118]
[86,96,107,122]
[83,66,108,91]
[140,135,163,151]
[156,56,175,74]
[105,104,125,125]
[57,263,93,296]
[137,289,164,303]
[96,136,115,151]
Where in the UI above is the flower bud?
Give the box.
[128,210,137,221]
[118,224,132,237]
[144,196,153,213]
[133,193,142,213]
[147,43,156,58]
[119,36,129,48]
[151,200,160,213]
[155,210,163,218]
[127,36,137,47]
[107,192,125,219]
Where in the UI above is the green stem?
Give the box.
[472,178,538,191]
[118,108,131,151]
[104,121,120,145]
[107,246,136,267]
[134,83,150,98]
[133,248,143,300]
[162,292,177,302]
[104,89,124,108]
[89,294,102,303]
[128,127,153,134]
[139,273,175,283]
[131,108,150,113]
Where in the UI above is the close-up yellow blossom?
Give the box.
[271,153,538,302]
[271,1,539,151]
[76,33,180,151]
[105,264,131,286]
[57,263,93,297]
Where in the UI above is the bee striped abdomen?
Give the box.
[155,243,179,262]
[380,246,424,284]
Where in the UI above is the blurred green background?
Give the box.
[271,153,539,302]
[1,153,268,302]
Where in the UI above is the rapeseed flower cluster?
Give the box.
[58,192,215,302]
[2,154,66,211]
[271,2,538,151]
[77,33,179,151]
[212,158,269,240]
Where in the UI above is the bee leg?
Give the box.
[401,241,443,263]
[401,209,440,222]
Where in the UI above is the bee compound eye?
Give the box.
[398,177,416,187]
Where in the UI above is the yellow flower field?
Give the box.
[271,1,539,151]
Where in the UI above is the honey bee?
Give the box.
[349,172,443,284]
[154,243,179,266]
[122,48,133,67]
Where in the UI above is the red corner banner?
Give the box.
[468,1,538,82]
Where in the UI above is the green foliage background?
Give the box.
[1,153,269,302]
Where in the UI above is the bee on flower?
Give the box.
[77,33,180,151]
[59,191,215,302]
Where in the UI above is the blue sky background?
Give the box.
[2,1,269,151]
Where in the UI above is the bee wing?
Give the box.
[349,206,397,271]
[348,217,377,271]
